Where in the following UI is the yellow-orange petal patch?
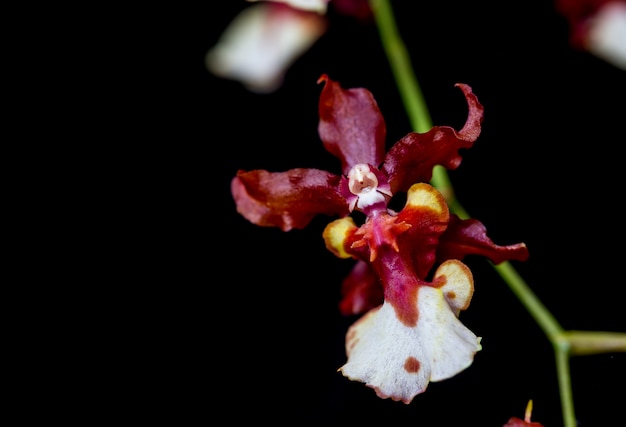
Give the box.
[434,259,474,315]
[323,217,357,259]
[405,182,448,214]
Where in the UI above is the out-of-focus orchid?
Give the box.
[502,400,545,427]
[206,0,371,93]
[249,0,330,13]
[503,417,544,427]
[231,75,529,403]
[206,1,327,93]
[556,0,626,70]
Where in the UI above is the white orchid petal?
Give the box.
[587,2,626,70]
[247,0,329,14]
[206,4,327,93]
[417,286,482,381]
[340,270,481,404]
[436,259,474,316]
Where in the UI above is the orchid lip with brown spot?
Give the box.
[231,75,529,403]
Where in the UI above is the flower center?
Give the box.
[348,164,379,194]
[347,163,388,212]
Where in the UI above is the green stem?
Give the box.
[563,331,626,355]
[370,2,626,423]
[492,262,563,340]
[366,0,464,217]
[368,0,431,135]
[369,0,579,424]
[554,345,576,427]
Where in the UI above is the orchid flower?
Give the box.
[231,74,529,403]
[555,0,626,70]
[206,0,371,93]
[502,400,545,427]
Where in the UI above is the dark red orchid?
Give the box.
[503,400,545,426]
[231,74,529,403]
[503,418,544,427]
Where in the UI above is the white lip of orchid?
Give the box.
[347,163,391,211]
[339,260,482,404]
[587,2,626,70]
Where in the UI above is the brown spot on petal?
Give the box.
[432,273,447,289]
[404,356,421,373]
[446,290,456,299]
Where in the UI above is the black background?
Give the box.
[159,1,626,425]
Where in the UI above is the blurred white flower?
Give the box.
[586,2,626,69]
[248,0,329,13]
[206,1,328,93]
[556,0,626,70]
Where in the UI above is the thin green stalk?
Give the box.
[554,345,576,427]
[365,0,463,216]
[368,0,431,135]
[369,4,626,425]
[496,260,576,427]
[369,0,577,424]
[492,262,563,340]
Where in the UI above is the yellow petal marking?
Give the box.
[405,182,447,214]
[323,217,357,259]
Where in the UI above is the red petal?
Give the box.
[396,183,451,279]
[437,215,529,264]
[338,260,384,316]
[317,74,387,175]
[383,83,484,194]
[231,168,348,231]
[502,417,544,427]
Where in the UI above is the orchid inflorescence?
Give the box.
[214,1,626,425]
[231,74,529,404]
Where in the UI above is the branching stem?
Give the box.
[369,1,626,426]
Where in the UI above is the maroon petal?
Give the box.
[317,74,387,175]
[382,83,484,194]
[437,215,530,264]
[395,182,451,279]
[503,417,544,427]
[232,168,348,231]
[330,0,373,23]
[338,260,384,316]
